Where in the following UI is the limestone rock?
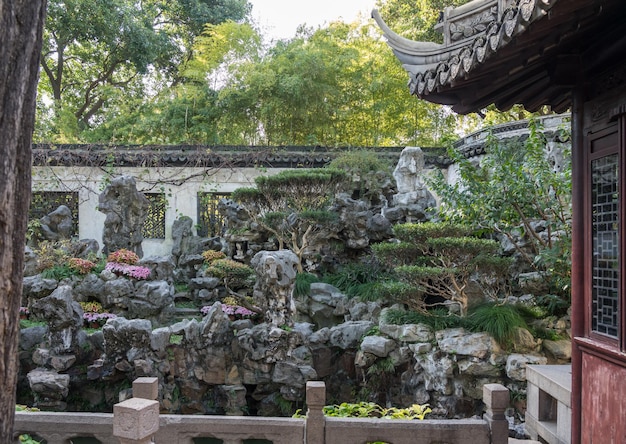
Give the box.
[98,175,150,257]
[361,335,397,357]
[379,323,434,343]
[329,321,375,349]
[506,354,548,381]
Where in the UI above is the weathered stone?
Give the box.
[511,326,541,353]
[329,321,375,349]
[22,274,58,299]
[98,175,150,257]
[102,278,135,308]
[20,325,47,352]
[457,359,502,377]
[437,328,499,359]
[380,323,434,343]
[23,247,39,277]
[361,335,397,357]
[310,345,332,378]
[543,339,572,362]
[389,346,412,366]
[251,250,299,327]
[506,354,548,381]
[50,354,76,372]
[272,361,317,388]
[73,273,106,303]
[39,205,73,241]
[308,327,330,344]
[354,350,378,368]
[217,384,247,415]
[28,368,70,400]
[141,255,176,282]
[129,280,175,323]
[409,342,433,355]
[415,352,454,395]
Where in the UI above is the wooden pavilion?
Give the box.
[374,0,626,442]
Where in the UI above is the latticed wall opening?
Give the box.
[142,193,167,239]
[30,191,79,237]
[197,192,230,237]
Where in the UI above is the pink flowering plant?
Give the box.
[201,303,259,320]
[105,262,151,280]
[83,311,117,327]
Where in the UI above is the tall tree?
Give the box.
[0,0,47,441]
[38,0,250,140]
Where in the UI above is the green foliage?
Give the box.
[294,272,320,297]
[205,258,255,289]
[367,357,395,376]
[393,222,475,244]
[169,334,184,345]
[465,303,528,347]
[322,261,389,297]
[371,241,420,267]
[383,308,464,331]
[429,118,572,298]
[321,401,431,420]
[534,293,571,317]
[40,264,75,281]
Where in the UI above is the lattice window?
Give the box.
[197,192,230,237]
[30,191,79,237]
[591,154,619,338]
[142,193,167,239]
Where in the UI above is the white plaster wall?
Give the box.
[32,165,288,257]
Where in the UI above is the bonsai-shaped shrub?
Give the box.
[230,168,346,272]
[429,118,572,304]
[205,258,255,290]
[372,222,512,315]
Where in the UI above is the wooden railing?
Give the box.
[15,378,510,444]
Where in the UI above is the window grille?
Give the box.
[197,192,230,237]
[30,191,79,237]
[142,193,167,239]
[591,154,619,338]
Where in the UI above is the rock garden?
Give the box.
[17,125,572,437]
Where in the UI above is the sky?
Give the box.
[248,0,377,41]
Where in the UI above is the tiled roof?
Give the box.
[31,144,451,168]
[373,0,626,114]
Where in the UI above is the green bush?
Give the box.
[393,222,474,244]
[205,259,255,289]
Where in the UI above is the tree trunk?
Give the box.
[0,0,47,442]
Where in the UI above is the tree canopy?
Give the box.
[34,0,519,146]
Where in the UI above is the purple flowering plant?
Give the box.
[83,312,116,327]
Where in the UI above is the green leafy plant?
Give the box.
[465,302,528,347]
[294,272,319,297]
[383,308,463,330]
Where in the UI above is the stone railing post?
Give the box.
[483,383,509,444]
[305,381,326,444]
[133,377,159,400]
[114,378,160,444]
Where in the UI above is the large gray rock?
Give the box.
[328,321,375,349]
[307,283,348,328]
[415,351,455,395]
[436,328,500,359]
[23,274,58,299]
[361,335,397,357]
[31,285,83,354]
[379,323,434,343]
[251,250,299,327]
[39,205,73,241]
[27,368,70,400]
[506,354,548,381]
[129,280,174,322]
[98,175,150,257]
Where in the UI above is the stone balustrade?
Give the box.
[15,379,510,444]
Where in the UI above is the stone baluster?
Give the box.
[305,381,326,444]
[113,378,160,444]
[483,383,509,444]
